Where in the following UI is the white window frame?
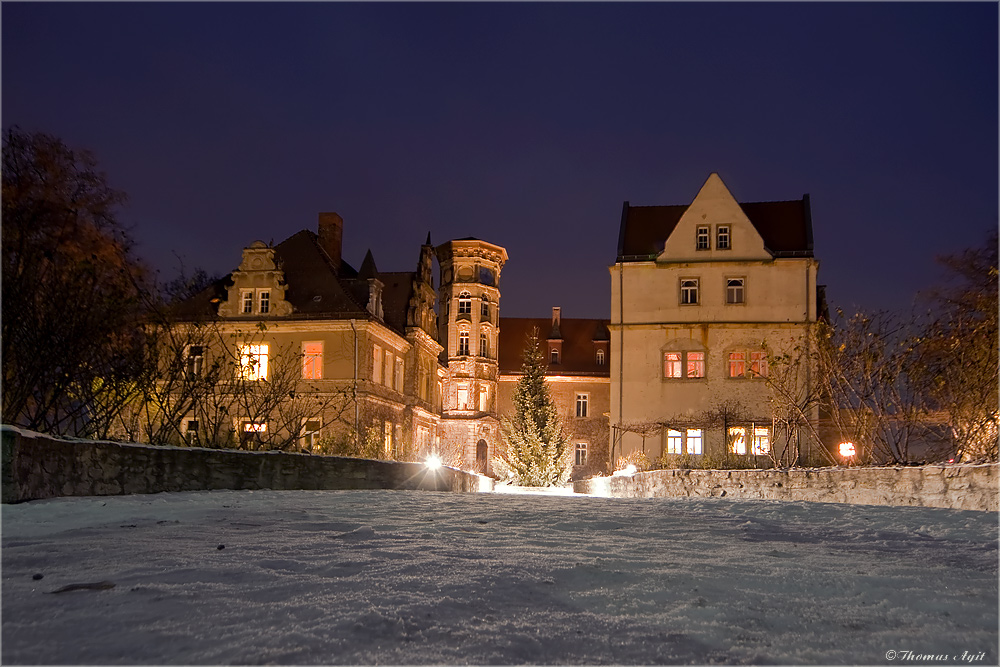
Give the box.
[729,426,747,455]
[666,429,683,454]
[596,348,605,365]
[575,442,588,466]
[729,350,768,379]
[716,225,731,250]
[686,429,703,455]
[258,290,270,314]
[458,331,470,356]
[696,226,710,250]
[241,290,254,314]
[680,278,699,305]
[752,426,771,455]
[664,351,706,379]
[726,277,745,304]
[575,393,589,418]
[184,344,204,379]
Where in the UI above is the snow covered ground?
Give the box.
[2,489,997,665]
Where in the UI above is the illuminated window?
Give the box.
[458,291,472,314]
[729,426,747,455]
[729,352,746,378]
[752,427,771,455]
[716,225,730,250]
[458,331,470,356]
[259,291,270,314]
[551,348,560,364]
[302,341,323,379]
[687,351,705,378]
[596,349,605,365]
[243,421,267,433]
[576,393,589,418]
[241,290,254,314]
[456,384,470,410]
[665,351,705,379]
[480,331,489,358]
[667,429,683,454]
[664,352,682,378]
[383,421,392,458]
[384,350,393,386]
[575,443,588,466]
[726,278,745,304]
[479,385,489,412]
[238,344,268,381]
[696,226,710,250]
[185,345,204,379]
[301,419,321,450]
[373,345,382,383]
[394,357,404,392]
[680,279,699,305]
[750,351,768,378]
[686,429,703,455]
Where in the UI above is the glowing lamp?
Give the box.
[424,454,442,470]
[839,442,856,458]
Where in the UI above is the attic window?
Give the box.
[716,225,731,250]
[550,348,560,364]
[596,349,605,365]
[259,291,270,314]
[696,227,710,251]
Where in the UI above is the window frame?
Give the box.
[729,426,747,455]
[258,290,270,314]
[716,225,731,250]
[666,429,683,454]
[238,343,269,381]
[301,418,322,450]
[458,331,470,356]
[680,278,699,305]
[728,349,768,379]
[575,393,589,418]
[686,429,703,455]
[458,291,472,315]
[302,341,323,379]
[372,344,383,384]
[575,442,588,466]
[663,351,706,380]
[480,330,489,358]
[726,277,745,305]
[752,426,771,455]
[550,348,559,364]
[696,226,710,251]
[596,348,605,365]
[241,290,254,314]
[185,344,204,380]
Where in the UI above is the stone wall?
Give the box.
[2,426,492,504]
[574,465,998,512]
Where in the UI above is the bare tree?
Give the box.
[2,127,149,437]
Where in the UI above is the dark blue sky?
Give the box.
[4,2,996,318]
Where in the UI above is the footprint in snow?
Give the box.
[336,526,377,540]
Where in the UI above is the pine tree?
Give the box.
[495,328,572,486]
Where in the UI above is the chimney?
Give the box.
[549,306,562,339]
[318,212,343,273]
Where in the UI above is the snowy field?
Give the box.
[2,489,997,665]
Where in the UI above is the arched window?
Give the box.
[458,291,472,314]
[596,349,605,365]
[458,331,470,356]
[551,348,559,364]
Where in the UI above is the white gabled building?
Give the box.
[610,173,826,466]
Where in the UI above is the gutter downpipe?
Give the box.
[614,201,629,471]
[350,319,359,445]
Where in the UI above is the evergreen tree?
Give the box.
[495,328,572,486]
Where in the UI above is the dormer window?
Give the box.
[696,226,710,250]
[458,291,472,314]
[716,225,730,250]
[259,291,270,314]
[551,348,560,364]
[596,349,605,365]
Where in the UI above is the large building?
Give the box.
[610,173,824,466]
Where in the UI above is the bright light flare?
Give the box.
[613,464,637,477]
[424,454,442,470]
[839,442,856,458]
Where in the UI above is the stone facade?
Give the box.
[574,464,998,512]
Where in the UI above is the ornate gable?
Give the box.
[218,241,293,317]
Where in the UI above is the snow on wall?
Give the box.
[575,464,998,512]
[1,426,492,503]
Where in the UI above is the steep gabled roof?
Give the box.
[275,230,366,316]
[379,271,417,335]
[498,317,611,377]
[616,194,814,261]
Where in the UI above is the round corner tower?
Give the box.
[435,238,508,473]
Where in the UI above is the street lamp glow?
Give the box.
[424,454,442,470]
[839,442,856,458]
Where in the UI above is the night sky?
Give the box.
[3,2,996,319]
